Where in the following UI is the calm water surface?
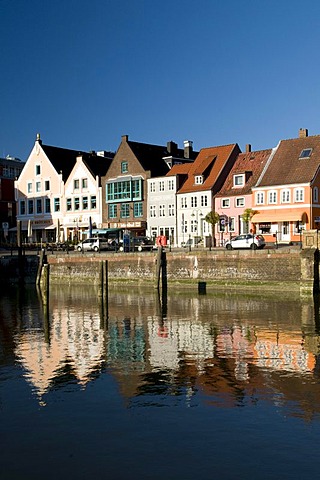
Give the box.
[1,284,320,479]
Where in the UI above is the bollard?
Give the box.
[198,281,207,295]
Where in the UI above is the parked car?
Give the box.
[76,237,110,252]
[225,234,265,250]
[119,236,154,252]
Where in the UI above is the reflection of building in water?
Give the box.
[254,330,315,373]
[15,306,105,401]
[147,316,215,372]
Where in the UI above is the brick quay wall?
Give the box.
[44,247,316,295]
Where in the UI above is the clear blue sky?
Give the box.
[1,0,320,160]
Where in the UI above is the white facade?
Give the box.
[176,190,212,246]
[146,176,177,244]
[63,156,103,242]
[14,137,63,242]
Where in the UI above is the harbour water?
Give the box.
[1,284,320,479]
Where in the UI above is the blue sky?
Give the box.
[1,0,320,160]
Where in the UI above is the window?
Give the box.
[36,181,41,193]
[168,204,175,216]
[134,202,143,217]
[20,200,26,215]
[201,195,208,207]
[256,192,264,205]
[54,198,60,212]
[159,205,165,217]
[168,179,174,191]
[82,196,88,209]
[268,191,277,204]
[159,181,165,192]
[294,188,304,202]
[74,197,80,210]
[299,148,312,159]
[314,187,319,203]
[121,203,130,218]
[229,217,235,232]
[132,179,142,200]
[66,198,72,211]
[27,182,32,194]
[28,200,34,214]
[181,197,187,208]
[233,174,244,187]
[221,198,230,208]
[195,175,203,184]
[108,204,117,218]
[281,189,290,203]
[36,199,42,214]
[36,165,41,175]
[45,180,50,191]
[107,179,142,201]
[150,182,156,193]
[121,161,128,173]
[91,195,96,209]
[191,197,197,208]
[74,179,79,190]
[236,197,245,207]
[191,220,197,233]
[82,178,88,189]
[45,198,51,213]
[150,205,156,217]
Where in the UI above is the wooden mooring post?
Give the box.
[98,260,109,326]
[155,247,167,293]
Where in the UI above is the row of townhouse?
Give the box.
[13,128,320,247]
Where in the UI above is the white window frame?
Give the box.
[281,189,290,203]
[236,197,245,207]
[233,174,245,187]
[294,188,304,202]
[221,198,230,208]
[256,192,265,205]
[195,175,203,184]
[268,190,277,204]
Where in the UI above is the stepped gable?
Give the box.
[258,135,320,187]
[217,148,272,196]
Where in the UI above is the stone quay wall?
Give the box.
[45,247,316,295]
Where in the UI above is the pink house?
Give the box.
[214,146,272,246]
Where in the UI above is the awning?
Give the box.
[252,212,308,223]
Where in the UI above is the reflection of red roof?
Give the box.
[217,149,272,196]
[176,144,240,194]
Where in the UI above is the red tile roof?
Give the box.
[258,135,320,186]
[216,149,272,196]
[172,144,240,194]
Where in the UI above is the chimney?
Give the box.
[121,134,129,143]
[299,128,308,138]
[184,140,193,158]
[167,141,177,154]
[245,144,252,153]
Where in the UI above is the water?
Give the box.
[1,285,320,479]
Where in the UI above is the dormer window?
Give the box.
[299,148,312,159]
[233,174,245,187]
[195,175,203,185]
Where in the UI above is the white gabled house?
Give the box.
[14,134,113,243]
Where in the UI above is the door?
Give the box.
[280,222,290,242]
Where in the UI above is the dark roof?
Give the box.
[127,140,198,177]
[217,149,272,196]
[258,135,320,187]
[41,144,114,181]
